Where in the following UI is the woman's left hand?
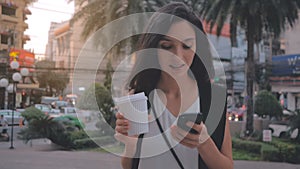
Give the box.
[170,122,210,149]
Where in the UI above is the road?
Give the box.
[0,126,299,169]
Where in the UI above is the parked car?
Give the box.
[60,107,77,115]
[34,104,60,117]
[0,109,25,125]
[268,121,298,138]
[50,101,71,109]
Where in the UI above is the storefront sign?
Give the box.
[272,54,300,76]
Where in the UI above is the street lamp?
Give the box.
[0,78,9,88]
[0,60,28,149]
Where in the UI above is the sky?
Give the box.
[24,0,74,56]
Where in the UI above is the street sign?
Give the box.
[263,129,272,142]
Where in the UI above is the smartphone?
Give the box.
[177,113,203,134]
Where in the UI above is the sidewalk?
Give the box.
[0,139,299,169]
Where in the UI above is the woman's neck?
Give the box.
[157,72,195,97]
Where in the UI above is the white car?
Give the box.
[34,104,60,118]
[268,121,298,138]
[60,107,77,115]
[0,109,25,125]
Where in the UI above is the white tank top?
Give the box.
[138,90,200,169]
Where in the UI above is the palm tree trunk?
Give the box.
[245,16,255,136]
[230,17,238,47]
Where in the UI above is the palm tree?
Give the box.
[69,0,144,40]
[199,0,300,136]
[68,0,148,64]
[70,0,205,49]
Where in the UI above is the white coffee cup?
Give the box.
[114,92,149,136]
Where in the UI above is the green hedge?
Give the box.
[261,144,281,162]
[269,139,300,163]
[233,137,300,163]
[232,138,262,154]
[73,138,98,149]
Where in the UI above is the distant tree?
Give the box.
[69,0,144,40]
[254,90,282,118]
[77,83,115,127]
[35,60,69,96]
[104,59,114,91]
[199,0,300,136]
[49,71,70,96]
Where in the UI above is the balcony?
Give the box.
[1,14,18,23]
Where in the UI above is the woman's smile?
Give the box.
[169,63,185,69]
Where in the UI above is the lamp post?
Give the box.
[0,60,28,149]
[0,79,9,108]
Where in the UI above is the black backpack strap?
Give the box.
[131,134,144,169]
[152,107,185,169]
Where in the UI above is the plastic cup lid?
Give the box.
[114,92,148,104]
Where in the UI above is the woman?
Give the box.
[115,2,233,169]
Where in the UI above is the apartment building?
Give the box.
[0,0,31,51]
[0,0,33,109]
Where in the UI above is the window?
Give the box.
[1,34,8,44]
[0,34,13,45]
[1,5,16,16]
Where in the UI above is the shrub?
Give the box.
[18,115,67,144]
[261,144,281,162]
[19,106,116,150]
[232,138,262,154]
[254,90,282,118]
[73,138,98,149]
[232,137,300,164]
[21,107,45,122]
[77,83,115,128]
[270,140,300,163]
[19,114,83,149]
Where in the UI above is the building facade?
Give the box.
[270,15,300,111]
[0,0,31,51]
[0,0,33,109]
[45,1,88,96]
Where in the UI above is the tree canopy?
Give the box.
[77,83,114,125]
[199,0,300,135]
[254,90,282,118]
[35,60,69,96]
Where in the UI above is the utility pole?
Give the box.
[7,29,14,109]
[0,50,8,109]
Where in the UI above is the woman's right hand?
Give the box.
[115,112,130,135]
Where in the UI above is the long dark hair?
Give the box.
[127,2,214,100]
